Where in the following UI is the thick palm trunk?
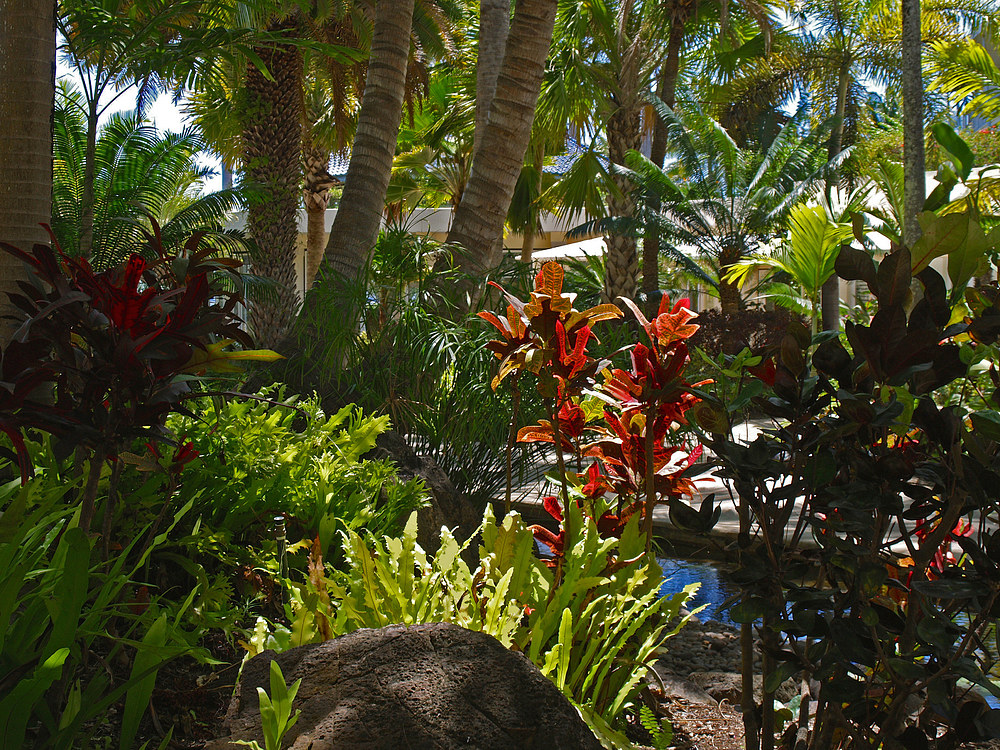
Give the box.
[317,0,415,287]
[442,0,558,306]
[642,21,685,310]
[0,0,54,344]
[901,0,925,247]
[605,103,641,302]
[719,244,743,316]
[303,144,333,286]
[244,20,304,349]
[475,0,510,158]
[820,59,851,332]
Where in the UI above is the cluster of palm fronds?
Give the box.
[52,82,251,269]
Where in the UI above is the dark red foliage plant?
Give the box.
[0,223,278,539]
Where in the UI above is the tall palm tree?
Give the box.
[315,0,417,288]
[0,0,54,343]
[242,10,307,349]
[439,0,559,309]
[621,100,839,314]
[314,0,461,286]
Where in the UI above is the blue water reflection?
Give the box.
[659,557,740,625]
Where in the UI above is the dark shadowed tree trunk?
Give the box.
[244,17,305,349]
[316,0,416,286]
[441,0,558,310]
[475,0,510,158]
[901,0,925,247]
[0,0,54,345]
[820,56,851,331]
[642,13,686,309]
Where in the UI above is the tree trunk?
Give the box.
[901,0,925,247]
[642,22,684,312]
[303,144,333,286]
[605,103,641,303]
[820,58,851,332]
[0,0,54,345]
[475,0,510,159]
[243,18,304,349]
[719,244,743,316]
[441,0,558,308]
[80,98,98,259]
[314,0,415,289]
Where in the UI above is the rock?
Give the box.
[653,672,718,705]
[207,623,601,750]
[366,430,484,555]
[687,671,799,705]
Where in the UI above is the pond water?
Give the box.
[658,557,741,625]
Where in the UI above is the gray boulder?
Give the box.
[367,430,484,556]
[207,622,601,750]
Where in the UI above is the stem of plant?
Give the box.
[549,397,572,563]
[79,446,107,535]
[643,398,657,555]
[503,373,521,516]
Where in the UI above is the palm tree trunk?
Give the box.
[642,21,684,311]
[0,0,54,345]
[475,0,510,159]
[901,0,925,247]
[442,0,558,307]
[303,144,333,286]
[719,244,743,316]
[316,0,415,287]
[820,60,851,332]
[244,18,304,349]
[605,103,641,303]
[80,98,99,259]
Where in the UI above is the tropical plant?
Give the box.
[0,468,207,749]
[930,37,1000,124]
[725,202,854,333]
[165,390,428,560]
[0,223,276,537]
[234,661,302,750]
[246,504,698,748]
[618,99,839,314]
[52,83,249,268]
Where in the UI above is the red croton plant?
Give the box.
[480,261,710,565]
[0,223,278,540]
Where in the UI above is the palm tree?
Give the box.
[0,0,54,343]
[314,0,417,289]
[725,202,854,333]
[51,83,250,267]
[722,0,996,327]
[621,100,839,314]
[57,0,261,261]
[438,0,559,309]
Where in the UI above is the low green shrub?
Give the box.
[165,389,428,560]
[247,504,697,749]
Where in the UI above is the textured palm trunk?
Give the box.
[79,99,99,259]
[442,0,558,307]
[475,0,510,159]
[642,20,685,311]
[820,59,851,332]
[901,0,925,247]
[0,0,54,344]
[316,0,415,287]
[605,103,641,303]
[244,19,304,349]
[303,144,333,286]
[719,244,743,316]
